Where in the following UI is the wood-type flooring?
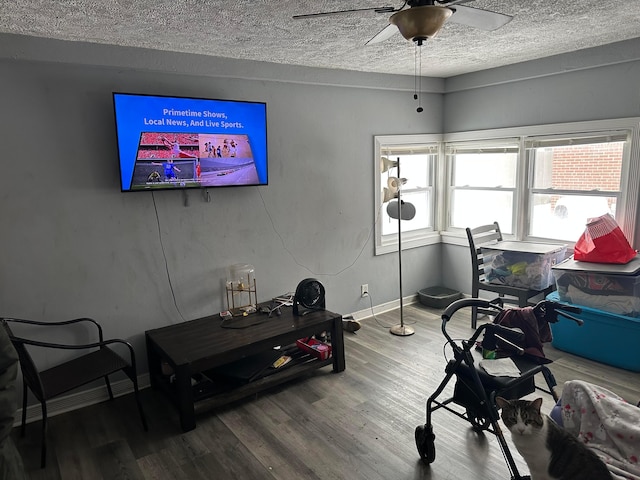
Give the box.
[13,303,640,479]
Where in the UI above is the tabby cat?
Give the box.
[495,397,613,480]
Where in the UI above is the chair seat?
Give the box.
[40,347,129,399]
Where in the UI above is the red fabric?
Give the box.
[493,307,552,364]
[574,214,636,264]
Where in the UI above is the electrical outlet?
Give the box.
[361,284,369,298]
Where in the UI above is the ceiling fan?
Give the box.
[293,0,513,45]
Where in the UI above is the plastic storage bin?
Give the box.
[552,256,640,317]
[417,286,462,309]
[482,242,567,290]
[547,291,640,372]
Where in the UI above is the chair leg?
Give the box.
[21,382,28,437]
[104,376,114,400]
[132,377,148,431]
[471,305,478,330]
[123,365,148,431]
[471,287,479,329]
[40,401,47,468]
[518,293,528,308]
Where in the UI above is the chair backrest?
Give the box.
[1,320,46,401]
[465,222,503,289]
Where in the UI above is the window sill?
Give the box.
[375,232,441,255]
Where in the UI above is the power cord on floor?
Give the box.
[364,292,388,328]
[363,292,417,329]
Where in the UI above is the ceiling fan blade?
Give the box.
[441,0,476,6]
[293,6,395,19]
[448,4,513,31]
[365,23,399,45]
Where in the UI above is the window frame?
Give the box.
[524,131,628,242]
[374,134,442,255]
[441,118,640,246]
[445,138,521,235]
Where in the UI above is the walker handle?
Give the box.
[442,298,502,322]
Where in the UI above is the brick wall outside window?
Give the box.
[549,143,622,210]
[551,143,623,191]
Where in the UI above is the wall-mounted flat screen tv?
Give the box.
[113,93,268,192]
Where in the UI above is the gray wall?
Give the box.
[0,35,444,377]
[3,32,640,397]
[440,38,640,294]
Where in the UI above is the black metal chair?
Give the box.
[466,222,553,328]
[1,317,148,468]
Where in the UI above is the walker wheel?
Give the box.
[415,424,436,463]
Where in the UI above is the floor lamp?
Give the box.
[387,157,415,337]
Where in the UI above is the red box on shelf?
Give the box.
[296,337,332,360]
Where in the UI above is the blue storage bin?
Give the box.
[547,291,640,372]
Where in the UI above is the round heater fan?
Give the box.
[293,278,326,316]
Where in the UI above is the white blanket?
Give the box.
[567,284,640,317]
[559,380,640,480]
[479,357,521,377]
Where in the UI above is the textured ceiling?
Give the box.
[2,0,640,78]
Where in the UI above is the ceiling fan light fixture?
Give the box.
[390,6,453,43]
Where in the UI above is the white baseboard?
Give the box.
[14,374,150,427]
[350,293,418,321]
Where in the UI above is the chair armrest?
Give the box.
[2,317,105,342]
[7,335,137,366]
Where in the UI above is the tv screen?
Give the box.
[113,93,268,191]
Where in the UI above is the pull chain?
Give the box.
[415,40,424,113]
[414,42,418,103]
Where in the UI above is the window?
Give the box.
[526,133,626,242]
[443,119,640,245]
[446,140,519,234]
[374,135,441,255]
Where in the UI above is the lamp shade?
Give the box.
[388,176,407,191]
[382,177,407,203]
[390,6,453,42]
[382,187,396,203]
[380,156,398,173]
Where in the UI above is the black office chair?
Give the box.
[1,317,148,468]
[466,222,553,328]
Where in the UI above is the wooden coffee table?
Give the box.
[145,307,345,431]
